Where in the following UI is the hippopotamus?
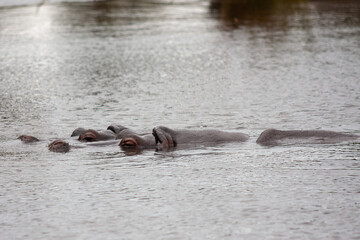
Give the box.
[19,124,358,153]
[256,129,359,146]
[48,140,71,153]
[48,125,124,152]
[17,135,39,143]
[71,127,116,142]
[151,126,249,148]
[70,124,136,142]
[18,135,71,153]
[117,126,249,150]
[18,124,125,153]
[118,131,157,149]
[78,129,116,142]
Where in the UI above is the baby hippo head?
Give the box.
[17,135,40,143]
[48,140,70,153]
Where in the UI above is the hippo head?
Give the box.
[119,134,148,149]
[17,135,40,143]
[78,129,99,142]
[48,140,70,153]
[71,128,86,137]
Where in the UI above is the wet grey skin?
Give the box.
[71,127,86,137]
[17,135,40,143]
[77,129,116,142]
[107,124,128,135]
[118,128,157,149]
[256,129,359,146]
[48,140,70,153]
[152,126,249,148]
[72,125,127,141]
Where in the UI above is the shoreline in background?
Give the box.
[0,0,92,8]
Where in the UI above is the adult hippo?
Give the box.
[151,126,249,149]
[256,129,359,146]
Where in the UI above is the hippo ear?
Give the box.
[107,125,127,134]
[71,128,86,137]
[152,127,176,148]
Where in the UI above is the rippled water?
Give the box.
[0,0,359,239]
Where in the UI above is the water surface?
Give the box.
[0,0,359,239]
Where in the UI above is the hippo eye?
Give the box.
[120,138,137,147]
[79,132,97,142]
[83,137,94,142]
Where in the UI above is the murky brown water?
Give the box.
[1,0,359,239]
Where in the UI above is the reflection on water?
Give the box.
[210,0,360,32]
[0,0,360,239]
[210,0,307,29]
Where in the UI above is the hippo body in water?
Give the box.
[19,125,358,153]
[256,129,359,146]
[117,126,249,149]
[152,126,249,149]
[118,126,249,150]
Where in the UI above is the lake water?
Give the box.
[0,0,359,239]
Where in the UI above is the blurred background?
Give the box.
[0,0,359,138]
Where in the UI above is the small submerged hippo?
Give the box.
[48,140,70,153]
[17,135,70,153]
[17,135,39,143]
[256,129,359,146]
